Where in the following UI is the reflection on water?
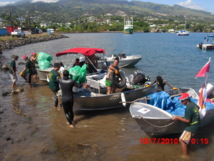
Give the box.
[1,33,214,160]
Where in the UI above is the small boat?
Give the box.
[130,88,214,136]
[73,72,156,110]
[124,17,133,34]
[196,35,214,50]
[103,53,142,68]
[37,47,107,81]
[177,16,189,36]
[177,30,189,36]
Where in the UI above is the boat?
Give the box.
[177,16,189,36]
[177,30,189,36]
[129,88,214,136]
[37,47,107,81]
[196,35,214,50]
[73,72,156,110]
[102,53,142,68]
[124,17,133,34]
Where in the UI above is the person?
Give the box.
[49,63,61,109]
[30,53,38,82]
[58,70,82,128]
[149,75,177,92]
[87,55,98,73]
[20,55,36,87]
[106,58,119,95]
[79,57,85,67]
[73,58,80,67]
[9,55,19,92]
[59,62,65,77]
[19,55,29,82]
[172,93,201,156]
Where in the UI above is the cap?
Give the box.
[22,55,28,59]
[79,57,85,62]
[31,53,37,55]
[179,93,189,100]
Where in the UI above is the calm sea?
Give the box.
[1,33,214,161]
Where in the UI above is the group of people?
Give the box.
[9,53,38,92]
[10,54,201,156]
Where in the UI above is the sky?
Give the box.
[0,0,213,13]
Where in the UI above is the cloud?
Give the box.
[0,2,15,6]
[32,0,59,3]
[177,0,204,11]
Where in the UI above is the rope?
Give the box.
[140,117,175,128]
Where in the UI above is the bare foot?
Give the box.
[69,124,75,128]
[57,107,60,111]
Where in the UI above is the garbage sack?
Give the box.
[38,60,51,70]
[68,64,87,83]
[37,52,53,62]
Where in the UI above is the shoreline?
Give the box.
[0,34,68,53]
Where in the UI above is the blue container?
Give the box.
[0,28,9,36]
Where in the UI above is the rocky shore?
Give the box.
[0,34,68,52]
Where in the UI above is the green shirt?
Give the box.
[25,60,34,74]
[9,60,16,74]
[49,69,60,92]
[184,102,201,133]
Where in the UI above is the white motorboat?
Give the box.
[196,35,214,50]
[103,53,142,68]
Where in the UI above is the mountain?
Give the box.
[0,0,213,23]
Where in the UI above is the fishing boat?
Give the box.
[73,72,156,110]
[124,17,133,34]
[196,35,214,50]
[103,53,142,68]
[129,88,214,136]
[177,16,189,36]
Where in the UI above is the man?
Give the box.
[173,93,201,156]
[20,55,28,82]
[106,58,119,94]
[49,63,61,109]
[9,55,19,92]
[20,55,35,87]
[58,70,82,128]
[30,53,38,82]
[148,75,177,92]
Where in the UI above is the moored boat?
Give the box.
[130,88,214,136]
[124,17,133,34]
[103,53,142,68]
[197,35,214,50]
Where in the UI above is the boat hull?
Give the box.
[133,108,214,136]
[106,55,142,68]
[124,28,133,34]
[73,84,156,110]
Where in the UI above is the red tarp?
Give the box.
[56,47,105,57]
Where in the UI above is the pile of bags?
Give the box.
[68,64,87,83]
[37,52,53,70]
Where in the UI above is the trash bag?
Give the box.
[38,60,51,70]
[68,64,87,83]
[37,52,53,62]
[78,64,87,83]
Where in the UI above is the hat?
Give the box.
[31,53,37,55]
[79,57,85,62]
[179,93,189,100]
[22,55,28,59]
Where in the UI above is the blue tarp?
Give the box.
[146,91,214,116]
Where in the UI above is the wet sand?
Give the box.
[1,81,214,161]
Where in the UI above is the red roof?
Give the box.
[56,47,105,57]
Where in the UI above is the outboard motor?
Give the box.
[131,70,150,85]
